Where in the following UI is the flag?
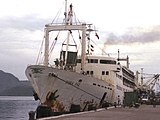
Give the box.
[91,48,94,52]
[95,33,99,39]
[90,44,94,48]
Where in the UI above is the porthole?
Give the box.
[93,83,96,86]
[78,79,82,82]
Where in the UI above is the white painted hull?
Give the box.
[26,65,114,111]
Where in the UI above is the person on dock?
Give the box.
[117,95,121,106]
[152,97,157,108]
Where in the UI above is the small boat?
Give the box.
[25,0,135,118]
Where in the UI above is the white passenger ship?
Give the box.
[25,0,135,114]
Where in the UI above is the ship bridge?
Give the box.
[75,55,120,81]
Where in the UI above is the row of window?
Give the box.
[77,59,116,65]
[102,71,109,75]
[85,71,109,76]
[123,79,135,88]
[122,68,134,79]
[93,83,112,90]
[86,71,94,75]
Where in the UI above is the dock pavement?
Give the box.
[38,105,160,120]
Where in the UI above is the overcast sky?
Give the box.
[0,0,160,80]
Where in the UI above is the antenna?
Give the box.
[141,68,144,87]
[64,0,68,24]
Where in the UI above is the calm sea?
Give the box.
[0,96,39,120]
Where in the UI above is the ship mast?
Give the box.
[117,49,129,68]
[44,28,49,66]
[64,2,73,67]
[43,0,87,69]
[81,24,86,71]
[64,0,68,24]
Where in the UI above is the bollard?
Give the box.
[114,102,117,108]
[28,111,35,120]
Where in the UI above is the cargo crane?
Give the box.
[140,72,160,104]
[155,83,160,96]
[142,74,159,91]
[123,71,160,106]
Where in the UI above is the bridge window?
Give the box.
[88,59,98,63]
[100,60,116,64]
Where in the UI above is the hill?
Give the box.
[0,70,33,96]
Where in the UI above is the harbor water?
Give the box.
[0,96,38,120]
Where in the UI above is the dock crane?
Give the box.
[139,72,160,104]
[142,74,159,91]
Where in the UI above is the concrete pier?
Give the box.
[38,105,160,120]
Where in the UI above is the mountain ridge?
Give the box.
[0,70,33,96]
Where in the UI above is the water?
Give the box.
[0,96,39,120]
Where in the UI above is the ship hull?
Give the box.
[26,65,114,112]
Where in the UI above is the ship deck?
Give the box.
[38,105,160,120]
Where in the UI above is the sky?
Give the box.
[0,0,160,80]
